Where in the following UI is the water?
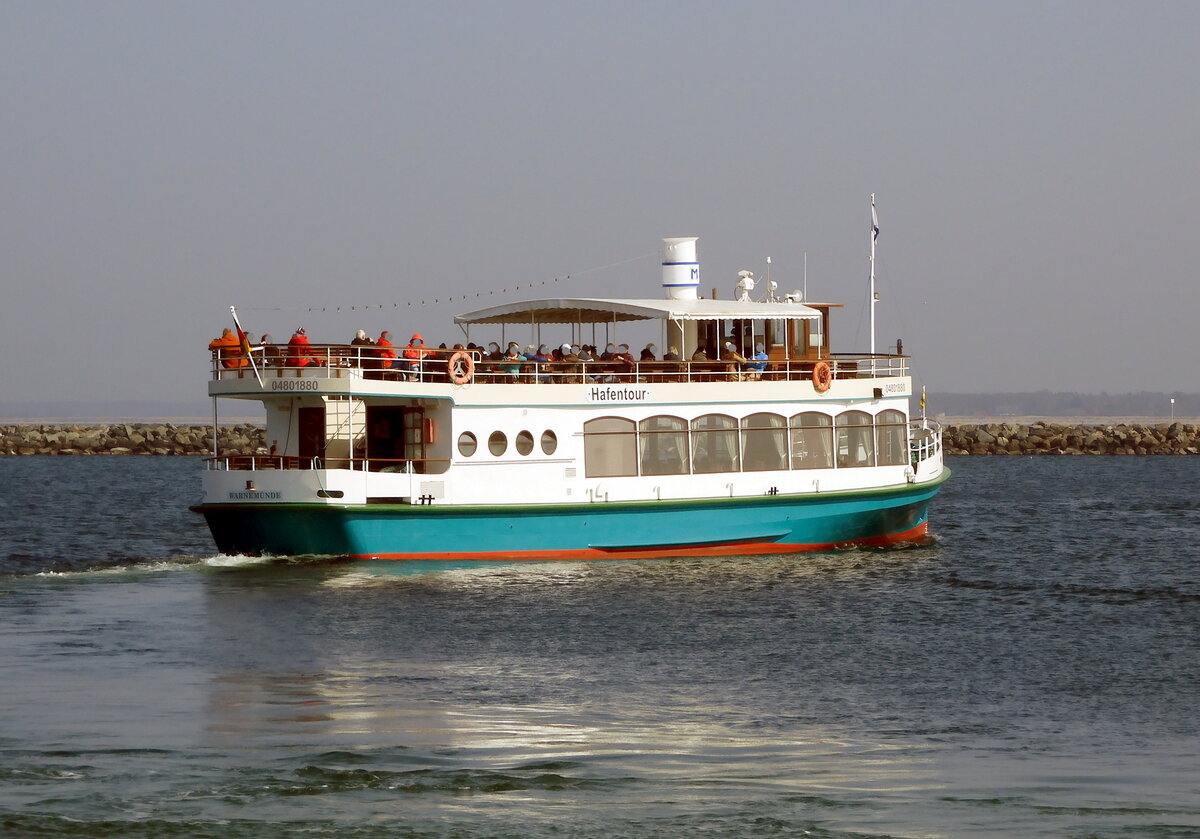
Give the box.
[1,456,1197,838]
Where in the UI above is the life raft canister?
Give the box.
[812,360,832,392]
[447,351,475,385]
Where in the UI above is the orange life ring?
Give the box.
[447,351,475,385]
[812,360,832,392]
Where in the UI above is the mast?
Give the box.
[869,193,878,359]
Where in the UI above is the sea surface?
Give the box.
[0,455,1197,838]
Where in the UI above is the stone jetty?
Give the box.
[2,421,1199,456]
[941,422,1199,455]
[0,423,265,456]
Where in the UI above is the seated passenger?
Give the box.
[691,345,709,361]
[663,346,681,361]
[640,343,657,361]
[723,341,749,380]
[403,333,430,380]
[600,343,616,361]
[499,342,525,378]
[286,327,320,367]
[374,331,396,370]
[747,343,769,376]
[258,334,281,367]
[208,328,245,369]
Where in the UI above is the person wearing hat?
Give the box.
[208,327,245,370]
[723,341,749,380]
[403,333,429,381]
[286,327,319,368]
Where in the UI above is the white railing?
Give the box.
[908,419,942,465]
[210,347,910,385]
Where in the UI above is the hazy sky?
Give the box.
[3,0,1196,404]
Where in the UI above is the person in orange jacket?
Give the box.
[208,328,246,369]
[286,327,320,368]
[402,333,430,380]
[374,330,397,370]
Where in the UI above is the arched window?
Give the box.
[789,412,833,469]
[639,415,689,476]
[836,411,875,468]
[875,409,909,466]
[741,413,787,471]
[584,417,637,478]
[691,414,739,474]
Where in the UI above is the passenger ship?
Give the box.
[194,236,948,560]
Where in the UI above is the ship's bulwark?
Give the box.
[196,471,949,560]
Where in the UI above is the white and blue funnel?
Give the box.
[661,237,699,300]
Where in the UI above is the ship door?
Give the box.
[298,406,326,468]
[365,405,406,472]
[403,408,428,474]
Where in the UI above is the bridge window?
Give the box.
[639,415,689,476]
[836,411,875,468]
[876,409,909,466]
[741,413,787,472]
[790,412,833,469]
[584,417,637,478]
[691,414,739,474]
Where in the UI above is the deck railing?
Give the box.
[210,346,909,385]
[908,419,943,465]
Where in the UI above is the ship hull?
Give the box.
[194,471,949,560]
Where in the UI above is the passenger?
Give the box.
[349,329,374,368]
[748,343,769,376]
[403,333,430,380]
[600,343,617,361]
[723,341,749,380]
[208,327,245,369]
[640,343,657,361]
[351,329,373,347]
[615,343,636,366]
[559,342,580,362]
[258,334,281,367]
[374,330,396,370]
[691,344,709,361]
[286,327,319,367]
[485,342,503,361]
[499,342,525,379]
[663,345,681,361]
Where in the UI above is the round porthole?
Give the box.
[540,430,557,455]
[457,431,477,457]
[488,431,508,456]
[515,430,534,455]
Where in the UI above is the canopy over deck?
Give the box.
[454,297,823,326]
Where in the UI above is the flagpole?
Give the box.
[869,194,878,373]
[230,305,264,387]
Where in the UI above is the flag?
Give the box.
[920,386,926,413]
[872,199,880,243]
[230,305,264,387]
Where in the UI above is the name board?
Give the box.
[228,491,282,500]
[587,386,651,402]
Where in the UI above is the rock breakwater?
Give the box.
[942,422,1200,455]
[1,424,265,456]
[2,422,1198,456]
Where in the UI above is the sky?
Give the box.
[2,0,1196,405]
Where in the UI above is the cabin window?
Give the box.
[789,412,833,469]
[836,411,875,468]
[457,431,478,457]
[639,415,689,476]
[515,430,535,456]
[583,417,637,478]
[488,431,508,456]
[741,413,787,472]
[691,414,739,474]
[876,409,909,466]
[540,430,557,455]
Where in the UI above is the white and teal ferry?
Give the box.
[195,234,947,560]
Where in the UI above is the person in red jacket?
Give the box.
[374,330,397,370]
[402,333,430,380]
[286,327,320,368]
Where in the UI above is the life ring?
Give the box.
[812,360,832,392]
[447,351,475,385]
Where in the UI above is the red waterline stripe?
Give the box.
[352,522,929,561]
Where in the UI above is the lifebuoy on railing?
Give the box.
[447,351,475,385]
[812,360,832,392]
